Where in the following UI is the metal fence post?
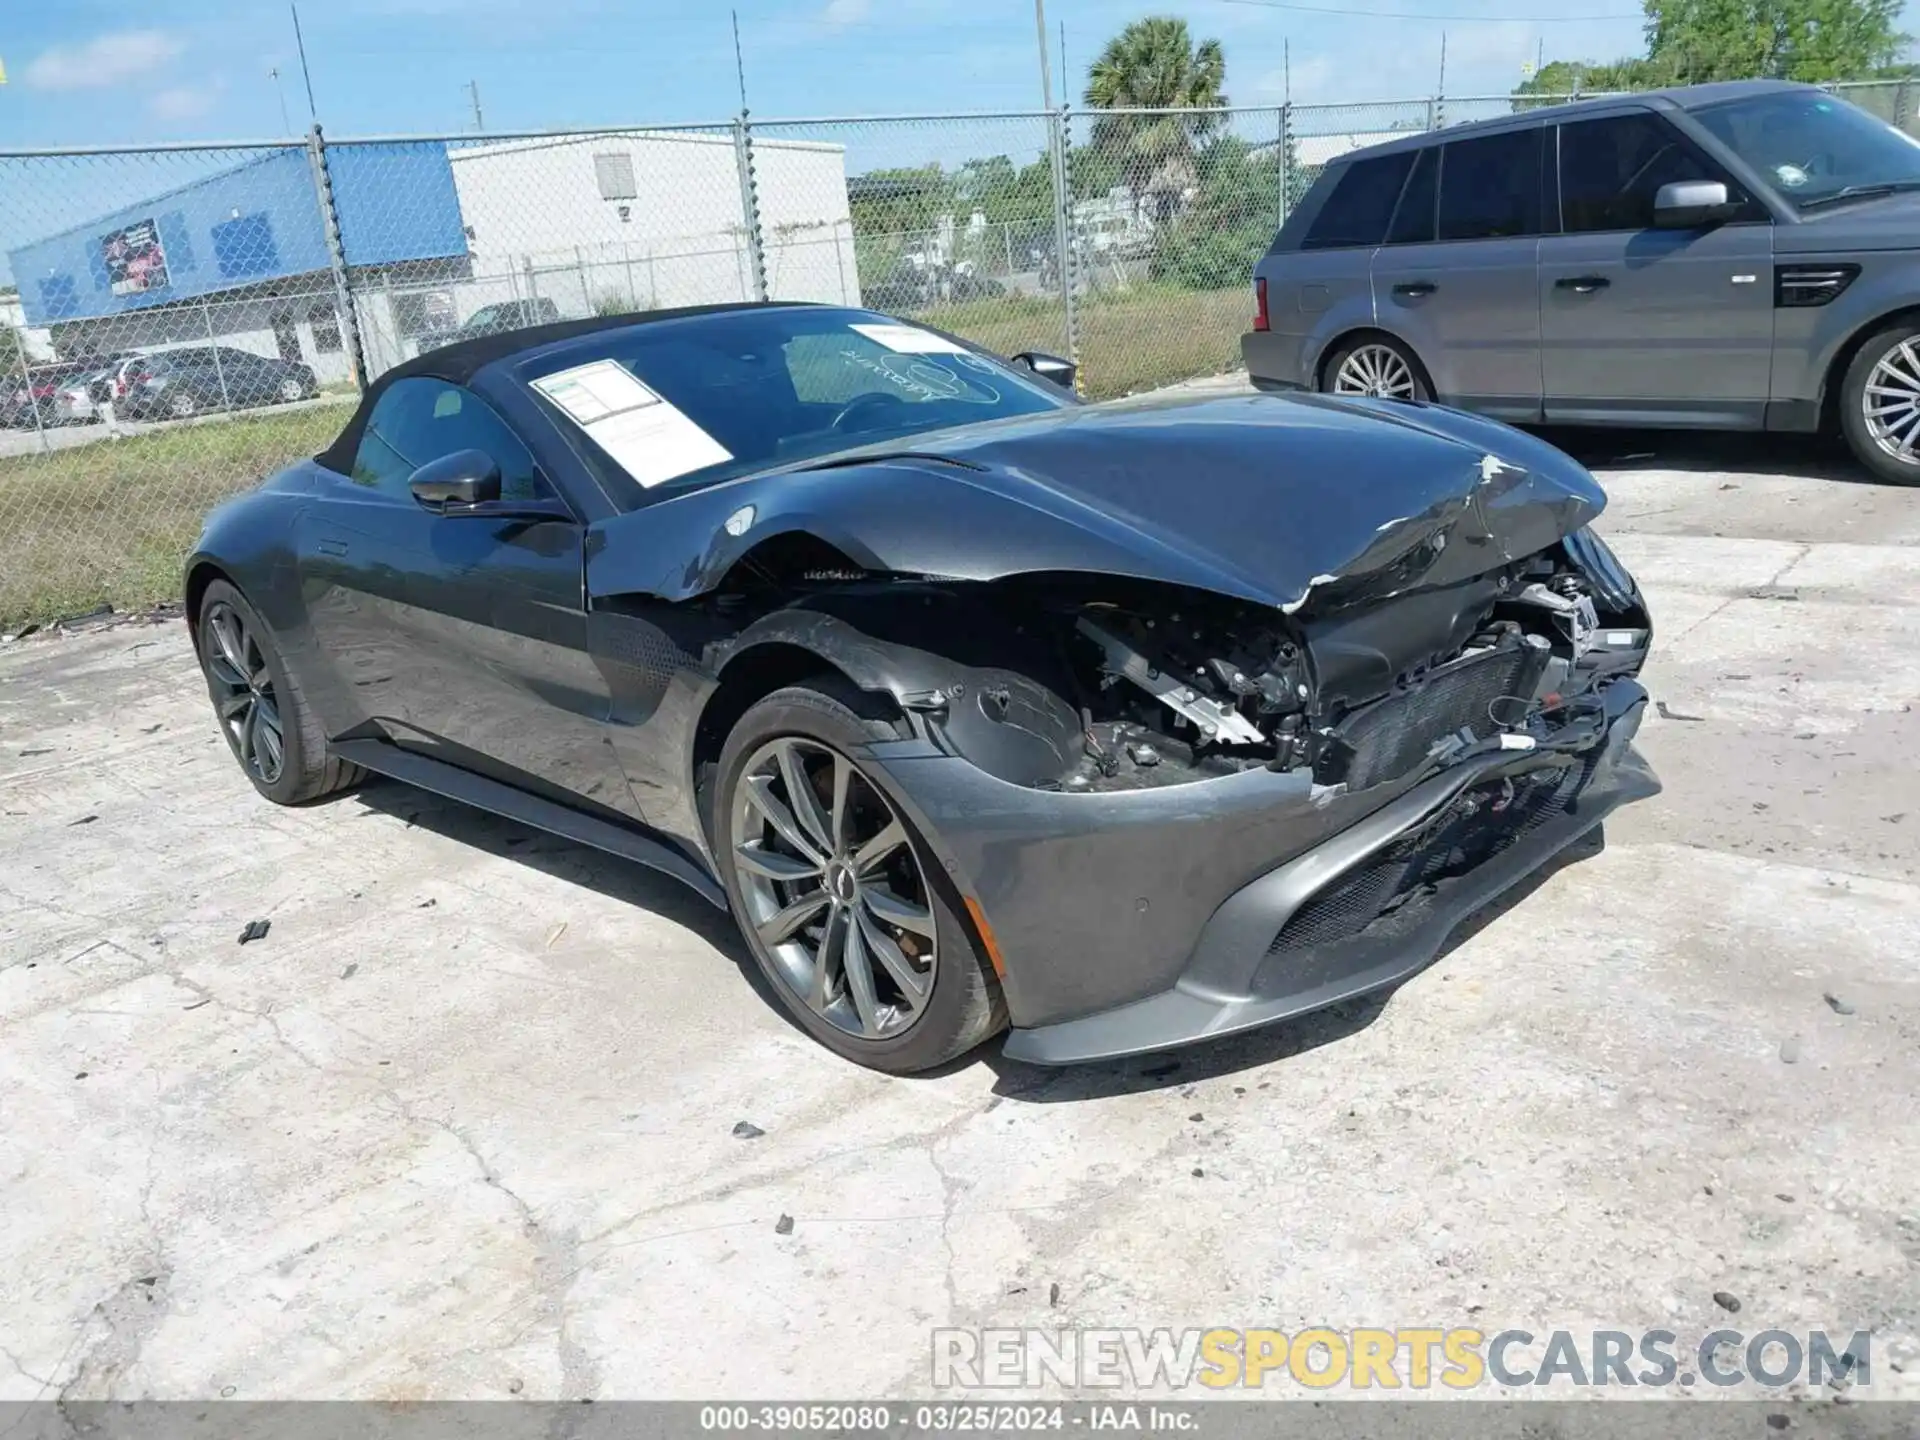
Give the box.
[1278,102,1294,226]
[306,124,368,391]
[204,300,232,410]
[733,112,770,303]
[9,324,50,457]
[1048,103,1082,392]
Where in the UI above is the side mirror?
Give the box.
[1653,179,1735,229]
[1010,350,1078,392]
[408,449,501,510]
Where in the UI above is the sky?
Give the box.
[0,0,1678,151]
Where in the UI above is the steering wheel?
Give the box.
[829,392,912,434]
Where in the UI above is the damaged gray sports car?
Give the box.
[185,302,1658,1072]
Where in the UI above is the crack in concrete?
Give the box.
[1665,541,1815,647]
[384,1091,601,1402]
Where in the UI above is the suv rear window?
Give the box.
[1303,152,1416,250]
[1437,129,1544,240]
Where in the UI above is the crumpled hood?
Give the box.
[586,391,1606,614]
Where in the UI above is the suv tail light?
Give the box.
[1253,276,1270,333]
[1775,263,1859,308]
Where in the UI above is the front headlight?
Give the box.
[1563,526,1637,612]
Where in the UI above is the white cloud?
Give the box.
[150,85,219,122]
[24,29,186,91]
[822,0,871,24]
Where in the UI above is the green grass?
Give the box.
[0,401,354,630]
[0,286,1255,628]
[911,283,1254,400]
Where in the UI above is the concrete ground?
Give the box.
[1,424,1917,1407]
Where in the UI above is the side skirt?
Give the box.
[333,738,728,909]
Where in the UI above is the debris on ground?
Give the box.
[417,897,436,909]
[68,814,99,826]
[1747,587,1802,602]
[237,919,271,945]
[341,964,358,980]
[1824,991,1856,1016]
[1049,1283,1062,1307]
[1777,1193,1796,1204]
[545,921,568,949]
[732,1121,765,1139]
[1713,1291,1742,1313]
[1188,1112,1204,1122]
[774,1214,794,1235]
[1656,702,1707,723]
[507,1379,524,1395]
[1191,1167,1205,1178]
[19,748,53,757]
[1780,1036,1802,1064]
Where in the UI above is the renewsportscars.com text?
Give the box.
[931,1327,1873,1391]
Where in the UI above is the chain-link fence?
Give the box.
[4,74,1918,627]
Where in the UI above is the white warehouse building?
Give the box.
[355,129,861,373]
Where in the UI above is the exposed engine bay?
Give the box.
[720,528,1650,800]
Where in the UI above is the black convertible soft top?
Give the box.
[313,301,813,475]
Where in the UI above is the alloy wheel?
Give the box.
[1332,344,1418,400]
[169,393,197,419]
[731,736,935,1040]
[280,378,304,402]
[201,602,286,785]
[1862,337,1920,463]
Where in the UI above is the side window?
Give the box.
[1302,152,1416,250]
[348,378,548,503]
[1558,113,1748,233]
[1437,129,1543,241]
[1386,146,1439,244]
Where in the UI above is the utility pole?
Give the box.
[1437,31,1448,98]
[290,2,317,123]
[1033,0,1053,111]
[731,9,750,111]
[467,79,484,130]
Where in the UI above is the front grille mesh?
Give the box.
[1268,755,1593,957]
[1329,644,1536,792]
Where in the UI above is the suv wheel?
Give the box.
[1322,334,1431,403]
[1841,321,1920,485]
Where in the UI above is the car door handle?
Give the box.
[1392,281,1438,297]
[1554,275,1612,294]
[317,539,349,557]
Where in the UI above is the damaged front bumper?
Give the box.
[859,678,1656,1066]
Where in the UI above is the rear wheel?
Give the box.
[715,683,1006,1073]
[1840,321,1920,485]
[196,580,361,805]
[167,390,198,420]
[1322,334,1431,403]
[279,376,304,403]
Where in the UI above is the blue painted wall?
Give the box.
[8,143,467,326]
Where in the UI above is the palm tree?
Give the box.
[1084,17,1228,222]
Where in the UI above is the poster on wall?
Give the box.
[100,219,169,297]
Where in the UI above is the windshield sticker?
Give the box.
[533,360,732,488]
[850,322,969,355]
[837,348,1002,406]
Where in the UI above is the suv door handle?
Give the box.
[1554,275,1612,294]
[1392,281,1438,297]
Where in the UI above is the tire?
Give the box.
[1320,333,1432,403]
[1839,321,1920,485]
[715,681,1007,1073]
[195,579,363,805]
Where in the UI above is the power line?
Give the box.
[1212,0,1640,21]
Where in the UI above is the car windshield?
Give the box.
[1692,90,1920,206]
[519,306,1073,498]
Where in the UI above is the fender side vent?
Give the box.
[1775,263,1859,308]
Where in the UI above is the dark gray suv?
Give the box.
[1242,79,1920,484]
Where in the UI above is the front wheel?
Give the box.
[1840,322,1920,485]
[715,683,1006,1073]
[1321,334,1432,403]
